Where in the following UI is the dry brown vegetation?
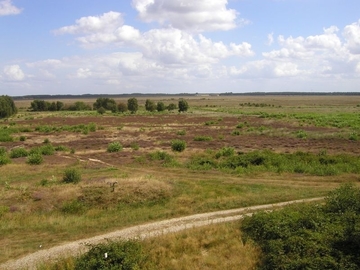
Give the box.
[1,95,360,268]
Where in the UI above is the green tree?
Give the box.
[0,95,17,118]
[145,99,156,112]
[157,101,166,112]
[30,100,49,111]
[167,103,177,111]
[127,98,138,114]
[93,97,117,112]
[178,99,189,112]
[117,102,128,113]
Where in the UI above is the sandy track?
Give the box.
[1,197,324,270]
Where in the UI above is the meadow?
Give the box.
[0,95,359,269]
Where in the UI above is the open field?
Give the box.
[1,95,360,268]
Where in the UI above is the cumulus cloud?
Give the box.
[54,14,254,65]
[0,0,22,16]
[131,0,240,32]
[3,65,25,81]
[343,20,360,54]
[54,11,123,35]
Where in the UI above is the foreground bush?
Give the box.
[63,168,81,184]
[241,184,360,270]
[75,240,145,270]
[10,147,28,158]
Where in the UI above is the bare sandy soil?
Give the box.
[0,197,323,270]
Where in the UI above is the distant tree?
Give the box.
[30,100,49,111]
[167,103,177,111]
[178,99,189,112]
[97,107,106,114]
[117,102,128,113]
[93,97,117,112]
[56,101,64,111]
[145,99,156,112]
[0,95,17,118]
[157,101,166,112]
[67,101,92,111]
[127,98,138,114]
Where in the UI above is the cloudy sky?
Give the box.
[1,0,360,96]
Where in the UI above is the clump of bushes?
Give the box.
[10,147,28,158]
[75,240,145,270]
[194,135,213,141]
[171,139,186,152]
[107,142,123,152]
[241,184,360,269]
[63,168,81,184]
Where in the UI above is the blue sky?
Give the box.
[1,0,360,96]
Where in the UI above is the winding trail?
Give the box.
[0,197,324,270]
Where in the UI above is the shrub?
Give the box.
[127,98,138,114]
[0,147,6,155]
[43,138,50,144]
[117,102,128,113]
[145,99,156,112]
[10,147,28,158]
[26,154,43,165]
[97,107,106,114]
[157,101,166,112]
[55,145,69,151]
[19,135,26,141]
[178,99,189,112]
[130,142,139,150]
[0,155,11,165]
[167,103,177,111]
[0,95,17,118]
[39,144,55,155]
[171,139,186,152]
[194,135,213,141]
[63,168,81,184]
[75,240,145,270]
[107,142,123,152]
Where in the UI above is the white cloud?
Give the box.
[343,20,360,54]
[266,32,274,46]
[54,11,123,35]
[3,65,25,81]
[0,0,22,16]
[131,0,240,32]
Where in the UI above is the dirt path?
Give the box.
[0,197,324,270]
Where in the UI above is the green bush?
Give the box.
[19,135,26,141]
[63,168,81,184]
[75,240,145,270]
[107,142,123,153]
[10,147,28,158]
[241,184,360,270]
[171,139,186,152]
[176,130,186,136]
[26,154,43,165]
[0,147,6,155]
[0,155,11,165]
[39,144,55,155]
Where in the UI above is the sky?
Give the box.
[1,0,360,96]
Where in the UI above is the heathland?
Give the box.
[0,95,359,269]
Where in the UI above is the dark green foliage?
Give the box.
[241,184,360,270]
[0,148,11,165]
[145,99,156,112]
[127,98,138,114]
[67,101,92,111]
[26,154,43,165]
[117,102,128,113]
[167,103,177,111]
[171,139,186,152]
[63,168,81,184]
[178,99,189,112]
[9,147,28,158]
[75,240,145,270]
[93,98,117,112]
[97,107,106,114]
[107,142,123,152]
[0,95,17,118]
[156,101,166,112]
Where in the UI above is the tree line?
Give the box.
[30,97,189,113]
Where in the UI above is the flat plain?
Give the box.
[1,95,359,267]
